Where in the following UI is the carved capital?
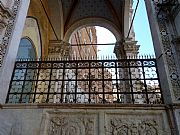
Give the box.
[48,40,71,59]
[114,38,140,59]
[123,39,140,54]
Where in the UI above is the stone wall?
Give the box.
[0,104,171,135]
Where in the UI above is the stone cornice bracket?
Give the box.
[0,1,13,31]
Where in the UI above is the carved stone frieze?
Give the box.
[106,117,158,135]
[153,1,180,101]
[42,112,97,135]
[0,0,21,70]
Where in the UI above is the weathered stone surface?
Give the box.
[0,110,20,135]
[0,109,43,135]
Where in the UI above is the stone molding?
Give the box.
[0,0,21,70]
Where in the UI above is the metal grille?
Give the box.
[6,59,163,104]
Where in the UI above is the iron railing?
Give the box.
[6,58,163,104]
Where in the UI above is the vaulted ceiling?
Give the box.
[30,0,130,41]
[61,0,124,34]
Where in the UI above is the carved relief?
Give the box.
[106,118,158,135]
[45,113,96,135]
[153,1,180,100]
[0,1,13,31]
[107,118,158,135]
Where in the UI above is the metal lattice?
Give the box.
[6,59,163,104]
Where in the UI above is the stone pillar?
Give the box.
[0,0,30,104]
[145,0,180,104]
[48,40,72,60]
[114,39,140,103]
[145,0,180,134]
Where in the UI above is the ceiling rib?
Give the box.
[104,0,122,30]
[64,0,79,31]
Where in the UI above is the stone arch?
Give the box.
[22,17,42,59]
[17,37,37,60]
[64,18,122,43]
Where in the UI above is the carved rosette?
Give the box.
[153,1,180,101]
[106,118,159,135]
[47,114,95,135]
[0,0,21,70]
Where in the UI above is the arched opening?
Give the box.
[64,18,121,41]
[12,38,37,103]
[21,17,42,59]
[69,25,117,60]
[16,38,36,60]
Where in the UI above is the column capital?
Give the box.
[48,40,71,59]
[114,38,140,59]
